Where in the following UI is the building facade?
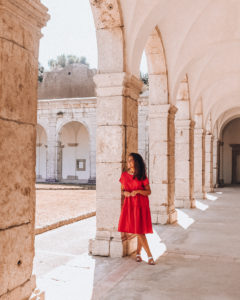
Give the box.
[1,1,240,299]
[36,65,149,184]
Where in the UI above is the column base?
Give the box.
[151,206,178,224]
[89,231,137,258]
[194,192,205,200]
[175,198,196,208]
[205,187,214,193]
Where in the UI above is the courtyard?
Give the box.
[35,184,96,234]
[2,1,240,299]
[34,187,240,300]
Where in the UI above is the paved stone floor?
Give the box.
[34,187,240,300]
[35,185,96,234]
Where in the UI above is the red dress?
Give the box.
[118,172,153,234]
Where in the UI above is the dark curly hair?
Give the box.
[129,152,147,181]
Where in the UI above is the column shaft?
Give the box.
[149,104,177,224]
[194,129,205,199]
[0,1,49,299]
[175,120,195,208]
[212,137,218,187]
[205,134,214,193]
[89,73,142,257]
[46,118,57,182]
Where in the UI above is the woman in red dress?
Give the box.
[118,152,155,265]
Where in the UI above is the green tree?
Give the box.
[79,56,89,66]
[48,54,89,69]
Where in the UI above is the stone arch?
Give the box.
[36,124,48,182]
[145,26,169,104]
[89,0,125,73]
[56,118,91,139]
[219,117,240,185]
[210,98,240,133]
[57,121,91,183]
[218,110,240,140]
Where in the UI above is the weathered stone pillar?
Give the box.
[194,128,205,199]
[175,120,196,208]
[218,141,224,186]
[89,123,96,183]
[46,116,57,181]
[149,104,177,224]
[175,76,195,208]
[205,133,214,193]
[202,131,206,197]
[0,1,49,299]
[89,143,96,183]
[138,96,149,171]
[89,73,142,257]
[212,136,218,187]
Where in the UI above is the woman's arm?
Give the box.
[121,184,131,197]
[131,184,151,197]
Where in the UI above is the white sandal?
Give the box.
[136,254,142,262]
[148,256,155,265]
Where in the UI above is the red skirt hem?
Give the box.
[118,229,153,234]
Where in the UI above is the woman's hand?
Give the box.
[131,186,151,197]
[131,190,139,196]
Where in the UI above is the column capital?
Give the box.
[175,119,192,128]
[94,72,143,100]
[190,120,196,128]
[0,0,49,31]
[149,104,170,118]
[169,105,178,115]
[205,133,213,141]
[194,128,204,135]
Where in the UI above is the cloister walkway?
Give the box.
[34,187,240,300]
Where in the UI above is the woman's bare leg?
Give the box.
[137,234,155,264]
[137,234,152,257]
[136,236,143,262]
[137,235,143,254]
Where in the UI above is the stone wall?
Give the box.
[37,97,97,183]
[38,64,96,99]
[36,92,149,184]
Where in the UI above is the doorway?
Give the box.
[231,144,240,184]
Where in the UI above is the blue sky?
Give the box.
[39,0,147,73]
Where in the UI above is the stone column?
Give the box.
[205,133,214,193]
[0,1,49,299]
[89,123,96,183]
[218,141,224,186]
[212,137,218,187]
[194,128,205,199]
[89,73,142,258]
[175,120,195,208]
[202,131,206,197]
[56,140,63,182]
[138,97,149,170]
[46,116,57,182]
[149,104,177,224]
